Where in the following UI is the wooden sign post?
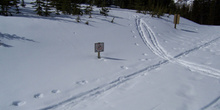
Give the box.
[95,42,104,59]
[174,14,180,29]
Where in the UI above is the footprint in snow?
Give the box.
[135,43,139,46]
[139,58,148,61]
[121,66,128,70]
[157,33,161,36]
[131,30,135,33]
[12,101,26,106]
[76,80,88,85]
[143,53,148,56]
[133,36,137,38]
[34,93,44,99]
[51,89,61,94]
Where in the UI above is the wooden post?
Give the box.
[98,52,101,59]
[174,14,180,29]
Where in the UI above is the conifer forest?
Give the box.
[0,0,219,25]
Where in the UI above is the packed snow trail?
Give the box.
[136,18,220,79]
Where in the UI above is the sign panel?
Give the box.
[174,14,180,24]
[95,42,104,52]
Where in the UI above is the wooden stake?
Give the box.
[98,52,101,59]
[174,22,177,29]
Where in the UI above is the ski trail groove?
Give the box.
[39,60,169,110]
[201,96,220,110]
[40,17,220,110]
[136,17,220,79]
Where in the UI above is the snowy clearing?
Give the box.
[1,4,220,110]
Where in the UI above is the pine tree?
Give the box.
[208,0,215,25]
[0,0,13,16]
[76,15,80,22]
[61,0,72,14]
[72,4,81,15]
[100,7,109,16]
[191,0,200,23]
[21,0,26,7]
[50,0,61,15]
[94,0,103,7]
[100,0,109,17]
[13,0,20,14]
[135,0,142,13]
[32,0,44,16]
[85,5,93,18]
[214,0,220,25]
[42,0,51,16]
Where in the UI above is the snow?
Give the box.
[175,0,194,5]
[1,3,220,110]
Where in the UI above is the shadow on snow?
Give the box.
[0,32,37,47]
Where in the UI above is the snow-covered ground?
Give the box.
[1,3,220,110]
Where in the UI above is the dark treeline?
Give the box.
[190,0,220,25]
[0,0,219,25]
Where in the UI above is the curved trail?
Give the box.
[136,18,220,79]
[40,17,220,110]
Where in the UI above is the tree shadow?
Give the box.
[0,43,13,47]
[9,5,78,23]
[102,56,126,61]
[181,29,198,33]
[0,32,36,42]
[0,32,37,48]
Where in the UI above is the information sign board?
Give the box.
[95,42,104,52]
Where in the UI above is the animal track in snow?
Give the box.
[34,93,44,99]
[76,80,88,85]
[135,43,139,46]
[51,89,61,94]
[139,58,148,61]
[143,53,148,56]
[121,66,128,69]
[12,101,26,106]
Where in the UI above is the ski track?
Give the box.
[201,96,220,110]
[136,17,220,79]
[39,59,169,110]
[39,17,220,110]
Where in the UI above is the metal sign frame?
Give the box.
[95,42,104,52]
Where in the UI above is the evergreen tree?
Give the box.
[72,4,81,15]
[208,0,215,25]
[100,7,109,16]
[21,0,26,7]
[135,0,142,13]
[85,5,93,18]
[61,0,72,14]
[214,0,220,25]
[32,0,44,16]
[0,0,13,16]
[42,0,51,16]
[13,0,20,14]
[76,15,80,22]
[94,0,103,7]
[50,0,61,15]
